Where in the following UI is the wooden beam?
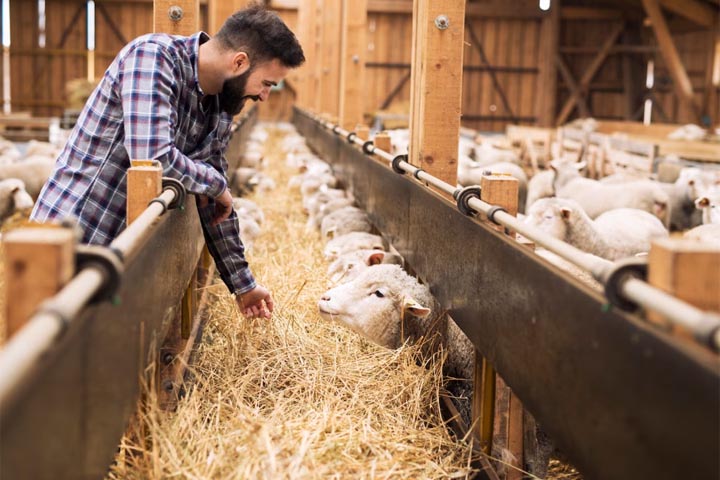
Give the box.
[641,0,702,124]
[318,0,342,118]
[535,1,560,127]
[338,0,367,130]
[274,0,546,18]
[657,0,718,28]
[154,0,199,35]
[556,54,590,119]
[408,0,465,187]
[556,21,624,125]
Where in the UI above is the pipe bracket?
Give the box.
[75,245,125,304]
[162,177,186,210]
[455,185,482,216]
[603,258,648,312]
[391,154,408,174]
[362,140,375,155]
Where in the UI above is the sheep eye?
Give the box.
[373,290,385,298]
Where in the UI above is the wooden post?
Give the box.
[373,131,392,153]
[297,0,319,110]
[208,0,241,36]
[408,0,465,188]
[153,0,199,36]
[338,0,367,130]
[126,161,163,225]
[493,375,525,480]
[318,0,342,119]
[153,0,200,410]
[535,1,559,127]
[355,123,370,140]
[647,238,720,334]
[640,0,702,123]
[3,228,75,338]
[480,173,519,236]
[472,353,496,454]
[704,31,720,127]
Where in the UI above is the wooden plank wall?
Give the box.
[559,19,718,126]
[8,0,208,117]
[5,1,719,130]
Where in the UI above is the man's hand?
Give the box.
[210,188,234,226]
[236,285,274,319]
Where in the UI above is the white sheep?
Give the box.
[239,149,264,169]
[327,248,404,286]
[524,197,669,260]
[471,142,520,166]
[302,186,346,215]
[323,231,387,261]
[232,197,264,226]
[237,216,261,253]
[306,196,355,230]
[318,264,473,381]
[552,161,670,224]
[0,178,34,221]
[695,191,720,225]
[25,140,60,158]
[683,224,720,244]
[525,170,555,213]
[320,205,373,240]
[0,158,55,199]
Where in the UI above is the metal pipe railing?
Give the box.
[111,188,177,259]
[0,186,179,414]
[302,109,720,351]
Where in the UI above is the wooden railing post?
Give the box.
[648,238,720,335]
[480,173,519,237]
[338,0,367,130]
[126,160,162,225]
[373,131,392,153]
[408,0,465,188]
[3,227,75,339]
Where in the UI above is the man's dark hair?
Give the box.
[216,4,305,68]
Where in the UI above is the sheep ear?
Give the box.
[696,197,710,208]
[10,186,20,194]
[366,251,385,266]
[560,207,572,220]
[402,296,431,318]
[574,160,587,171]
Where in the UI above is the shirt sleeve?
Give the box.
[197,200,257,294]
[117,41,227,198]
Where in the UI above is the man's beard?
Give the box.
[219,69,261,116]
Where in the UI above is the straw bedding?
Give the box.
[106,124,479,479]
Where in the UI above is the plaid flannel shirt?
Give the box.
[31,32,256,295]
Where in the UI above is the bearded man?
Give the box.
[31,4,304,319]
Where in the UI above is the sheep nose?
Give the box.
[321,294,330,301]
